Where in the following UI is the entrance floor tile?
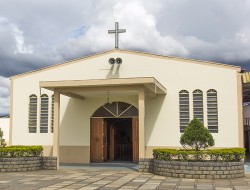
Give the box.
[0,169,250,189]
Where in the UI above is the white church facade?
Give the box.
[9,48,243,165]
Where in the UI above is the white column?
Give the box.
[139,87,145,158]
[237,73,244,147]
[53,91,60,169]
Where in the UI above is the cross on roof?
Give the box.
[108,22,126,49]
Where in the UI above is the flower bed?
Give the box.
[0,146,57,172]
[153,148,245,162]
[139,148,245,179]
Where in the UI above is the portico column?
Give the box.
[139,87,145,158]
[53,91,60,169]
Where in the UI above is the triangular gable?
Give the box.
[11,48,241,80]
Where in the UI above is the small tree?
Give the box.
[0,128,6,147]
[180,118,214,151]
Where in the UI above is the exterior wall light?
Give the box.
[108,57,123,64]
[109,58,116,64]
[116,58,122,64]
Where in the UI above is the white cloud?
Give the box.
[0,16,64,77]
[56,0,189,59]
[114,1,188,56]
[0,76,10,115]
[236,28,250,45]
[0,17,33,54]
[12,26,34,54]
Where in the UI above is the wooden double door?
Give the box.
[90,117,139,163]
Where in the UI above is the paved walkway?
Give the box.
[1,168,250,190]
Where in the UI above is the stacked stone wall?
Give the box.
[41,157,57,170]
[139,158,154,173]
[139,158,244,179]
[0,156,57,172]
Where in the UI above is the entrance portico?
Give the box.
[40,77,167,168]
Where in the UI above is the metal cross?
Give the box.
[108,22,126,49]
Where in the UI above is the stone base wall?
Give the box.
[42,157,57,170]
[139,158,154,173]
[0,156,57,172]
[139,158,245,179]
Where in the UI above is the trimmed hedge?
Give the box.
[153,148,245,162]
[0,146,43,158]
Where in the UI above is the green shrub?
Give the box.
[180,118,215,151]
[0,146,43,158]
[153,148,245,162]
[206,148,245,162]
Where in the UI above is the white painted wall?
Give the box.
[11,50,241,150]
[0,118,9,145]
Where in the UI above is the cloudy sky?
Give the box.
[1,0,250,114]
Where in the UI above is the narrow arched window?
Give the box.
[28,94,37,133]
[179,90,190,132]
[40,94,49,133]
[51,94,54,133]
[193,89,203,123]
[207,89,218,133]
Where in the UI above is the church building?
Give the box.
[9,23,243,167]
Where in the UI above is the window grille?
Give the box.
[207,89,218,133]
[193,89,204,123]
[179,90,190,132]
[51,94,54,133]
[40,94,48,133]
[28,94,37,133]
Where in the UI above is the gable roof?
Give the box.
[11,49,241,80]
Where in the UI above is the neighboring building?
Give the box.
[243,103,250,151]
[242,72,250,152]
[0,115,10,145]
[9,49,243,165]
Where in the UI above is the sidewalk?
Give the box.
[1,167,250,190]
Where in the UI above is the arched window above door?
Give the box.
[92,102,138,118]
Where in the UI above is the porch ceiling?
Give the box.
[40,77,167,99]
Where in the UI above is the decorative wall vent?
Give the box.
[92,102,138,118]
